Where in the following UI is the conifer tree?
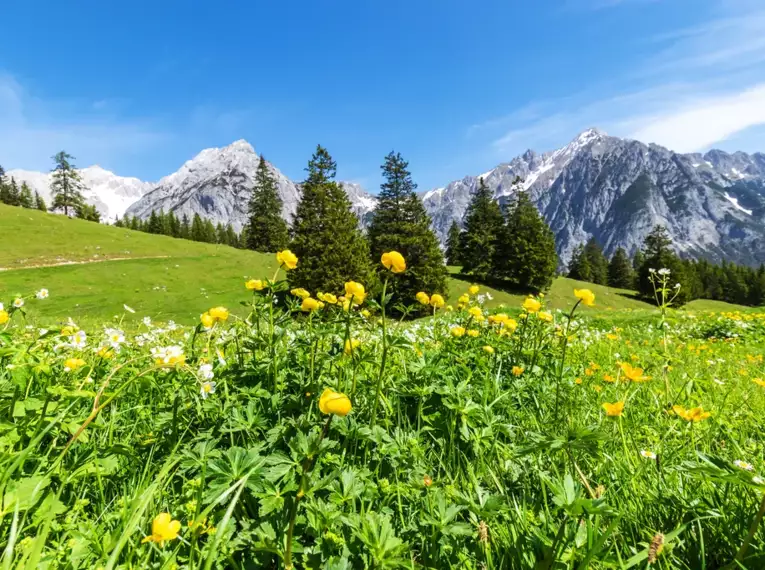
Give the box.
[50,151,85,215]
[367,151,448,308]
[493,190,557,291]
[583,238,608,285]
[289,145,372,293]
[608,247,634,288]
[0,166,9,205]
[461,178,503,279]
[637,225,690,304]
[445,221,463,266]
[245,156,289,252]
[7,178,21,206]
[180,214,191,239]
[216,223,227,244]
[18,182,33,208]
[191,214,206,242]
[76,203,101,222]
[34,191,47,211]
[203,219,217,243]
[567,244,592,282]
[129,216,141,231]
[147,210,163,234]
[225,224,239,247]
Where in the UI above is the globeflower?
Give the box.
[458,294,470,305]
[467,329,479,337]
[344,338,361,355]
[602,401,625,417]
[468,307,482,319]
[319,388,352,416]
[200,312,215,329]
[208,307,229,322]
[416,292,430,305]
[523,297,541,313]
[142,513,182,545]
[469,285,479,296]
[381,251,406,273]
[245,279,265,291]
[450,326,466,338]
[318,292,338,304]
[512,366,524,376]
[64,358,86,372]
[276,249,298,270]
[538,311,553,323]
[291,288,311,299]
[344,281,366,304]
[0,310,8,325]
[429,294,445,309]
[301,297,320,312]
[483,345,495,354]
[574,289,596,307]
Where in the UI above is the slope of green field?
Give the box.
[0,204,750,325]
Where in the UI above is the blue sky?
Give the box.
[1,0,764,192]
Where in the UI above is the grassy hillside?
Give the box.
[0,204,747,324]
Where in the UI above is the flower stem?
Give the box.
[370,276,389,430]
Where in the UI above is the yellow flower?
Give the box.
[468,306,483,319]
[64,358,86,372]
[538,311,553,322]
[575,377,582,384]
[468,285,479,295]
[291,288,311,299]
[752,378,765,387]
[458,294,470,305]
[512,366,524,376]
[208,307,229,322]
[523,297,541,313]
[200,312,214,329]
[97,346,114,359]
[142,513,181,545]
[445,305,454,312]
[319,388,352,416]
[61,324,78,336]
[301,297,320,312]
[606,333,618,341]
[416,291,430,305]
[0,310,8,325]
[602,401,624,417]
[344,338,361,355]
[467,329,479,337]
[621,362,649,382]
[276,249,298,270]
[483,345,495,354]
[672,405,711,422]
[450,326,466,338]
[381,251,406,273]
[602,373,615,383]
[361,309,371,318]
[429,294,445,309]
[318,292,338,304]
[574,289,596,307]
[245,279,265,291]
[344,281,366,304]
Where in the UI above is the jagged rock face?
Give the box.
[126,141,378,232]
[422,129,765,267]
[6,166,151,222]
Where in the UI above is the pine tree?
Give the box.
[608,247,634,289]
[34,191,47,211]
[147,210,163,234]
[129,216,141,231]
[180,214,191,239]
[637,225,690,304]
[493,190,557,291]
[225,224,239,247]
[567,244,593,282]
[50,151,85,215]
[445,221,463,266]
[0,166,9,205]
[245,156,289,252]
[18,183,34,208]
[289,145,372,293]
[461,178,503,279]
[216,223,227,244]
[76,203,101,222]
[583,238,608,285]
[7,178,21,206]
[203,219,217,243]
[367,151,448,309]
[191,214,206,242]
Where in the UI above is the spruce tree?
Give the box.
[216,223,227,244]
[461,178,503,279]
[583,238,608,285]
[445,221,463,266]
[494,190,557,291]
[17,182,33,208]
[203,219,217,243]
[76,203,101,222]
[567,244,593,282]
[225,224,239,247]
[191,214,206,242]
[637,225,690,304]
[608,247,634,289]
[180,214,191,239]
[147,210,163,234]
[367,151,448,309]
[7,178,21,206]
[34,191,47,211]
[0,166,9,205]
[50,151,85,215]
[245,156,289,252]
[289,145,372,293]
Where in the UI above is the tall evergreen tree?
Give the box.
[582,238,608,285]
[7,178,21,206]
[245,156,289,252]
[367,151,448,308]
[203,219,217,243]
[147,210,163,234]
[0,166,9,205]
[76,203,101,222]
[191,214,206,242]
[461,178,503,279]
[216,223,228,244]
[34,191,47,211]
[493,190,557,291]
[18,183,34,209]
[445,221,463,266]
[289,145,372,293]
[225,224,239,247]
[608,247,634,289]
[637,225,690,304]
[567,244,593,282]
[50,151,85,215]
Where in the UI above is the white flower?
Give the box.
[13,298,24,308]
[754,476,764,485]
[150,345,184,365]
[674,283,681,289]
[640,450,657,460]
[200,381,216,399]
[198,363,214,380]
[734,460,754,471]
[105,328,125,348]
[70,330,87,349]
[648,268,656,274]
[216,348,227,366]
[38,328,49,336]
[658,268,671,276]
[167,320,178,331]
[36,289,49,300]
[123,304,136,313]
[142,316,152,327]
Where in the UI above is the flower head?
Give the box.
[574,289,595,307]
[0,311,8,325]
[208,307,229,322]
[200,312,214,329]
[734,460,754,471]
[602,401,624,417]
[468,306,483,319]
[151,345,185,367]
[245,279,265,291]
[319,388,352,416]
[538,311,553,323]
[64,358,86,372]
[621,362,649,382]
[200,381,217,399]
[142,513,181,545]
[467,329,479,337]
[276,249,298,270]
[344,281,366,304]
[640,450,657,460]
[36,289,49,300]
[672,405,711,422]
[301,297,320,312]
[381,251,406,273]
[429,294,445,309]
[318,292,338,304]
[70,330,88,349]
[468,285,479,296]
[512,366,524,376]
[198,363,214,380]
[523,297,541,313]
[450,326,466,338]
[458,294,470,305]
[416,292,430,306]
[291,288,310,299]
[483,345,495,354]
[13,298,24,309]
[344,338,361,355]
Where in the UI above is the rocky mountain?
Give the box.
[7,166,152,222]
[125,140,378,232]
[422,128,765,267]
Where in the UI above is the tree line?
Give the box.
[114,211,243,248]
[567,227,765,307]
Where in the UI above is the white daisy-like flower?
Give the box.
[674,283,681,289]
[648,268,656,274]
[13,298,24,308]
[200,381,216,399]
[734,460,754,471]
[70,330,88,349]
[150,345,184,365]
[198,363,214,381]
[640,450,657,460]
[753,476,764,485]
[36,289,49,300]
[142,316,152,327]
[105,328,126,348]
